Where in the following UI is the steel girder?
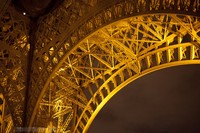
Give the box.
[0,0,200,132]
[33,13,200,133]
[29,1,200,129]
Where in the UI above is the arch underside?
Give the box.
[28,2,200,126]
[31,13,200,133]
[0,0,200,131]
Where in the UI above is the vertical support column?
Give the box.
[24,18,38,127]
[178,46,183,61]
[166,40,171,62]
[190,45,195,60]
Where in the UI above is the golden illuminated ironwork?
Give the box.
[0,0,200,133]
[32,13,200,133]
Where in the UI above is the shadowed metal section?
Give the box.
[0,6,30,127]
[0,0,11,17]
[13,0,64,17]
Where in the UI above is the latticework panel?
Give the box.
[31,14,200,133]
[29,0,200,127]
[0,6,30,126]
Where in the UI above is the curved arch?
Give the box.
[28,1,200,125]
[72,39,200,132]
[77,62,200,133]
[31,13,200,133]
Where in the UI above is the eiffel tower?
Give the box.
[0,0,199,132]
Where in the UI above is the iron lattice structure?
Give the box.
[0,0,200,132]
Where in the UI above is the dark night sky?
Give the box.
[88,65,200,133]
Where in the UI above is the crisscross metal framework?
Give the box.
[0,0,200,133]
[33,14,200,133]
[0,5,30,128]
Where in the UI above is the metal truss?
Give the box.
[0,0,200,132]
[31,13,200,133]
[28,0,200,128]
[0,6,30,127]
